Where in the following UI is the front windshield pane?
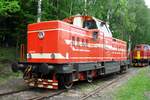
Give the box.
[83,20,97,29]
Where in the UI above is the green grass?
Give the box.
[0,47,16,62]
[0,72,22,85]
[115,68,150,100]
[0,47,21,84]
[0,62,22,85]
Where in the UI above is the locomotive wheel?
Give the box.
[120,65,128,74]
[64,82,73,89]
[58,74,73,89]
[119,67,124,74]
[87,71,93,83]
[87,76,93,83]
[11,62,18,72]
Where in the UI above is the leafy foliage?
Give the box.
[0,0,150,48]
[0,0,20,15]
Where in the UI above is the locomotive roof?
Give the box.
[63,15,106,24]
[136,44,150,46]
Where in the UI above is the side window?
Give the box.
[85,39,88,47]
[82,39,84,46]
[92,31,98,41]
[72,36,75,46]
[77,37,80,46]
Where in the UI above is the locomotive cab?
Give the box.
[64,15,112,37]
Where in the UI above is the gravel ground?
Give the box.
[86,68,140,100]
[0,62,28,94]
[0,78,29,94]
[0,67,142,100]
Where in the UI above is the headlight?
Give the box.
[38,31,45,39]
[28,53,32,58]
[51,53,55,59]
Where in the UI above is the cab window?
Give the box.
[77,37,80,46]
[135,45,141,50]
[72,36,75,46]
[144,46,149,50]
[83,20,97,29]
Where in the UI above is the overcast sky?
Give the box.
[145,0,150,8]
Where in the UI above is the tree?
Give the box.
[0,0,150,49]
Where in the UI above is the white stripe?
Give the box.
[48,80,53,82]
[104,45,113,50]
[64,39,126,52]
[27,53,127,60]
[65,39,103,49]
[88,43,103,48]
[71,57,107,59]
[43,82,48,84]
[47,85,53,89]
[38,79,42,81]
[71,46,90,52]
[52,83,58,86]
[64,40,90,52]
[71,57,127,59]
[27,53,66,59]
[29,20,89,33]
[29,83,34,86]
[66,52,69,59]
[28,28,92,38]
[38,84,43,87]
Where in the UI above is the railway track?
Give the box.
[28,89,66,100]
[0,88,29,97]
[80,68,140,100]
[80,78,120,100]
[0,87,66,100]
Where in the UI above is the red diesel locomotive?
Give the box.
[132,44,150,66]
[12,15,129,89]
